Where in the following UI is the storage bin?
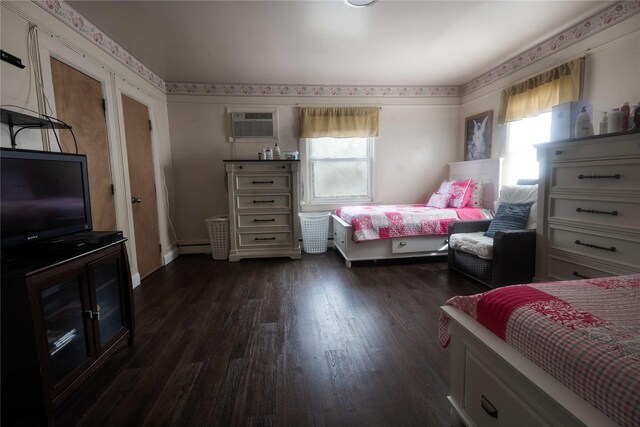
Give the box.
[298,212,331,254]
[205,215,229,260]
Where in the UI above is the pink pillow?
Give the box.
[448,179,473,208]
[427,192,452,208]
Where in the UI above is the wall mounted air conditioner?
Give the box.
[227,108,278,142]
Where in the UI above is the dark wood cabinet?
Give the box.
[1,239,134,426]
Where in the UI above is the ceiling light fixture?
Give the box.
[344,0,378,8]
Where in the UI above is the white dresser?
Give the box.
[535,131,640,281]
[224,160,301,261]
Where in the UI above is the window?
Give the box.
[505,112,551,185]
[305,137,374,203]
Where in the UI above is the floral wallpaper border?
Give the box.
[165,83,460,97]
[462,1,640,96]
[34,0,639,98]
[35,0,166,91]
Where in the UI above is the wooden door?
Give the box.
[121,95,161,279]
[50,58,116,231]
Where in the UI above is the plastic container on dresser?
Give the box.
[534,130,640,281]
[224,160,302,261]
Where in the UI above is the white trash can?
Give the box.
[205,215,229,260]
[298,212,331,254]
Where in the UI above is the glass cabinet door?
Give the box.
[39,275,92,387]
[89,255,125,350]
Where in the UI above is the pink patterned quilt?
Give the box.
[439,275,640,427]
[335,205,489,242]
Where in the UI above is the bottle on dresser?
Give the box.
[621,102,630,130]
[599,112,608,135]
[608,108,623,133]
[273,142,281,160]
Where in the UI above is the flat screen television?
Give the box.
[1,148,92,248]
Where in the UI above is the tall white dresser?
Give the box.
[224,160,301,261]
[535,131,640,281]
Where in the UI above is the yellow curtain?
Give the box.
[498,58,583,124]
[299,107,379,138]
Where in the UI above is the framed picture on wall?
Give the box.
[464,110,493,161]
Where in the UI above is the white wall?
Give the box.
[167,96,459,246]
[0,2,177,283]
[461,17,640,183]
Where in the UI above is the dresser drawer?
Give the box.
[238,231,292,248]
[390,237,447,254]
[549,196,640,231]
[226,162,293,173]
[464,351,549,427]
[236,194,291,210]
[550,159,640,193]
[546,256,616,281]
[549,227,640,268]
[548,135,639,163]
[237,213,291,228]
[235,175,290,192]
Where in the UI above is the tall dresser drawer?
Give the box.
[549,227,640,268]
[548,136,639,162]
[227,162,292,172]
[235,175,290,192]
[546,256,616,281]
[549,196,640,231]
[238,231,292,247]
[237,213,291,228]
[550,159,640,192]
[236,194,291,210]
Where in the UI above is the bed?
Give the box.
[331,158,502,268]
[439,274,640,427]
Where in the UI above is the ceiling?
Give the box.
[67,0,611,87]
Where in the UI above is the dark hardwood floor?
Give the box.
[56,250,486,426]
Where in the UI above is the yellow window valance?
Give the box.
[299,107,379,138]
[498,58,584,125]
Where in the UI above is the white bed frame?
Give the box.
[332,158,502,268]
[442,305,617,427]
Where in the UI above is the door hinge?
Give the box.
[111,184,115,195]
[159,243,162,253]
[101,98,106,114]
[148,119,152,131]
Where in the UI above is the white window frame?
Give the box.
[303,137,375,205]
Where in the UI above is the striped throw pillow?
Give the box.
[484,203,532,238]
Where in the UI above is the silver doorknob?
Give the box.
[131,197,142,204]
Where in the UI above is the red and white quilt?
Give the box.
[439,275,640,427]
[335,204,489,242]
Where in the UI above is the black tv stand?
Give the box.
[2,231,125,270]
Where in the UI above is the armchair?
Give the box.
[448,220,536,288]
[448,181,538,289]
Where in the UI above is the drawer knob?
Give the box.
[253,200,275,204]
[481,395,498,419]
[399,242,407,246]
[555,150,563,155]
[574,239,616,252]
[252,180,274,184]
[280,165,286,169]
[253,218,275,222]
[576,207,618,216]
[572,271,591,279]
[254,237,276,241]
[578,174,621,180]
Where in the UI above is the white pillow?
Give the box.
[497,184,538,229]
